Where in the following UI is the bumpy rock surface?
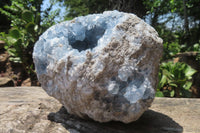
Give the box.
[33,11,163,123]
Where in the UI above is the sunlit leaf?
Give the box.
[193,43,200,51]
[169,83,177,87]
[9,57,22,63]
[185,66,197,78]
[183,81,193,90]
[34,25,38,32]
[7,48,16,56]
[160,75,167,87]
[6,36,17,44]
[170,90,175,97]
[4,45,8,49]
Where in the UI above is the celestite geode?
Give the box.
[33,11,163,123]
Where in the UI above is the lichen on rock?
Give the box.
[33,10,163,123]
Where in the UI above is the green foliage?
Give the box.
[162,38,182,60]
[41,0,60,28]
[22,10,34,22]
[186,40,200,61]
[0,0,60,84]
[157,61,197,98]
[58,0,147,20]
[0,1,41,66]
[144,0,200,49]
[57,0,108,20]
[145,0,200,98]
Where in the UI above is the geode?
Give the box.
[33,11,163,123]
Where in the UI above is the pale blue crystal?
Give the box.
[33,10,127,76]
[33,10,163,123]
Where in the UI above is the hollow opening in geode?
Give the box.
[69,25,106,52]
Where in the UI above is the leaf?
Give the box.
[34,25,39,32]
[183,81,192,90]
[193,43,199,51]
[169,83,178,87]
[160,75,167,87]
[170,90,175,97]
[156,91,164,97]
[9,28,21,39]
[163,69,174,79]
[7,48,16,56]
[35,13,41,24]
[4,45,8,49]
[6,36,17,45]
[13,38,23,48]
[25,22,35,34]
[22,10,34,22]
[185,66,197,78]
[9,57,22,63]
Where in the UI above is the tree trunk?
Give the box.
[183,0,189,33]
[151,9,159,27]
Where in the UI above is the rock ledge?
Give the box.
[1,87,200,133]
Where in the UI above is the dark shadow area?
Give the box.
[68,25,106,52]
[48,106,183,133]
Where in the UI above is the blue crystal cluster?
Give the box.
[33,11,163,123]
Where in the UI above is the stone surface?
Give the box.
[33,11,163,123]
[1,87,200,133]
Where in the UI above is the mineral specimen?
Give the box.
[33,10,163,123]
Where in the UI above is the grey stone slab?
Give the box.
[0,87,199,133]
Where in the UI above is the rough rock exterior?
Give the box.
[33,11,163,123]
